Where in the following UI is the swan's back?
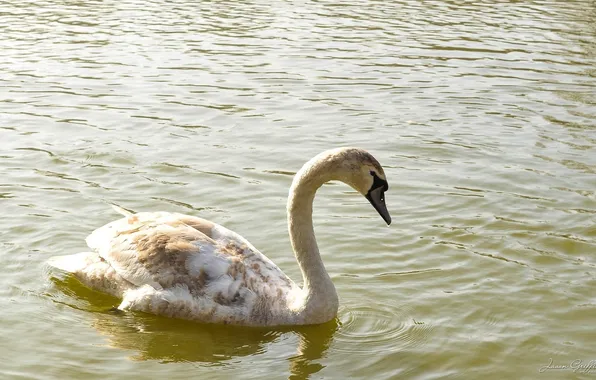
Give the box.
[49,211,300,326]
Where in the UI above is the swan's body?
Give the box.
[49,148,390,326]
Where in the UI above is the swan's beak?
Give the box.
[366,187,391,225]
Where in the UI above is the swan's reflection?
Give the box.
[50,275,337,379]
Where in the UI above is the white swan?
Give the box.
[48,147,391,326]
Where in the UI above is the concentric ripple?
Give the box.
[334,304,435,354]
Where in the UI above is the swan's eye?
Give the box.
[369,170,389,193]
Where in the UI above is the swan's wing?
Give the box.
[85,212,216,291]
[181,215,282,270]
[85,212,297,308]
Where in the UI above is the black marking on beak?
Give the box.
[366,171,391,225]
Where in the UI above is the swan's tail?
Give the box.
[47,252,96,273]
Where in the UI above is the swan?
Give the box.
[48,147,391,326]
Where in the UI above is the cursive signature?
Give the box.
[540,358,596,374]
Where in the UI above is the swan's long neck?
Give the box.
[287,157,339,324]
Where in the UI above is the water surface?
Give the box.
[1,0,595,379]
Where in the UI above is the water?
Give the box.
[1,0,595,379]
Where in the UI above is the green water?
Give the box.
[1,0,595,379]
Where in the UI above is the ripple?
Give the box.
[150,196,213,212]
[334,304,434,354]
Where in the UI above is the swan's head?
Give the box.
[325,148,392,225]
